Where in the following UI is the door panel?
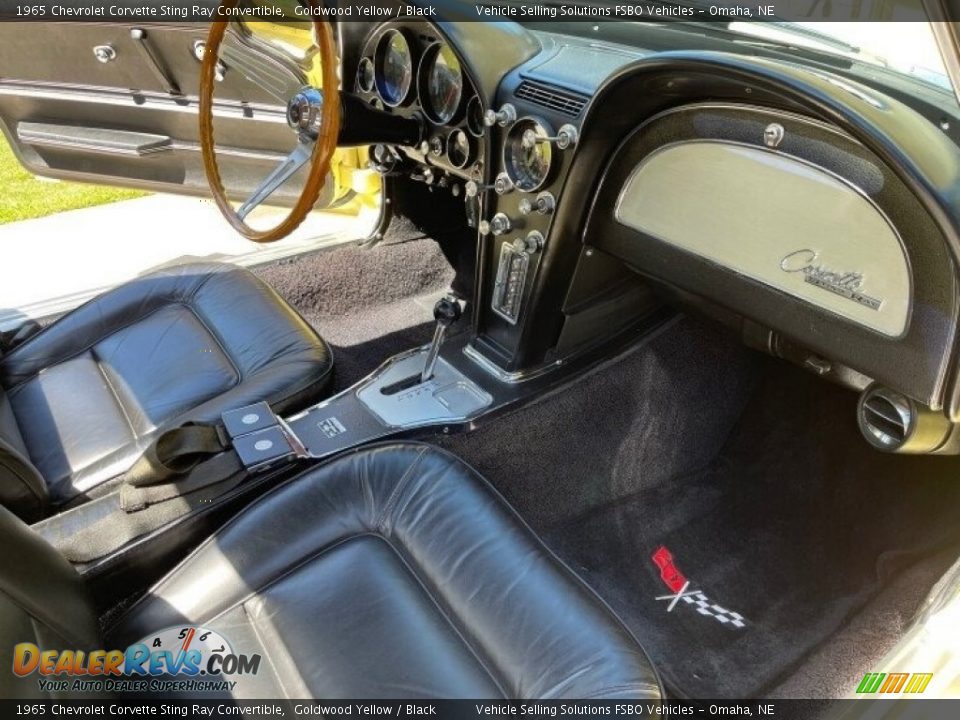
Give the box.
[0,21,353,208]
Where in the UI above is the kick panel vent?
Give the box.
[859,387,911,450]
[515,81,588,117]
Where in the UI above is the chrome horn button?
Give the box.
[286,86,324,140]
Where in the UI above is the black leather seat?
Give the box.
[0,262,332,521]
[0,444,662,700]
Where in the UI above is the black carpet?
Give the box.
[255,234,455,391]
[438,317,960,698]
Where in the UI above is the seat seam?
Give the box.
[166,533,380,629]
[188,533,509,699]
[240,599,296,699]
[4,303,184,392]
[93,356,139,442]
[374,447,429,533]
[378,535,510,698]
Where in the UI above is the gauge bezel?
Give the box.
[466,96,485,138]
[356,56,375,93]
[446,129,473,169]
[503,116,555,193]
[374,28,415,107]
[417,41,465,125]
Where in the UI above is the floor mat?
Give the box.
[438,316,960,697]
[254,235,455,391]
[543,359,960,697]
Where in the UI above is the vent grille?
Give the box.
[860,388,911,450]
[515,81,588,117]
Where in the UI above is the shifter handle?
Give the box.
[421,296,462,384]
[434,296,462,326]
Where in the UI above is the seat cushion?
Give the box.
[107,444,662,700]
[0,263,332,517]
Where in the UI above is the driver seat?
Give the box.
[0,262,333,521]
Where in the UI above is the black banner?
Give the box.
[0,0,943,23]
[2,700,960,720]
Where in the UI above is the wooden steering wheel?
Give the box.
[199,2,340,243]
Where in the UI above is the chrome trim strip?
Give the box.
[463,343,561,384]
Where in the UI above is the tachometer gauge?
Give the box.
[447,130,473,168]
[466,96,485,137]
[357,57,375,93]
[375,30,413,106]
[504,118,554,192]
[419,43,463,125]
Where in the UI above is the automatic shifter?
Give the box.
[421,296,463,383]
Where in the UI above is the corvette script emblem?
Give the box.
[651,546,747,629]
[780,249,883,310]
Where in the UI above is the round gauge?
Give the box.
[504,118,554,192]
[447,130,473,168]
[418,43,463,124]
[466,96,485,137]
[375,30,413,106]
[357,57,375,93]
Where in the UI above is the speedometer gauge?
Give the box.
[504,118,554,192]
[418,43,463,124]
[375,29,413,106]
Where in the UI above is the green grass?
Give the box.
[0,139,147,225]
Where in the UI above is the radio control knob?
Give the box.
[489,213,512,236]
[494,173,514,195]
[429,136,444,156]
[483,103,517,128]
[514,231,544,254]
[518,198,533,215]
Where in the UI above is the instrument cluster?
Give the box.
[354,22,486,181]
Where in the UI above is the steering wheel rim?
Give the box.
[199,3,340,243]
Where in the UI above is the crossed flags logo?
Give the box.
[650,546,748,630]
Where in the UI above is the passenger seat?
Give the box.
[0,443,663,699]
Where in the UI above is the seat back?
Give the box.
[0,505,100,697]
[0,386,47,521]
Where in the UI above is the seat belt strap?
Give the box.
[125,424,230,488]
[120,401,302,513]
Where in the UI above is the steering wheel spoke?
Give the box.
[198,3,340,243]
[220,44,303,104]
[237,140,314,221]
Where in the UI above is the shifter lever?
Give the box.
[421,296,463,383]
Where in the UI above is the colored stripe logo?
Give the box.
[856,672,933,694]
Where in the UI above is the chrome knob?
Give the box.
[534,191,556,215]
[489,213,512,236]
[494,173,514,195]
[513,231,544,255]
[518,198,534,215]
[483,103,517,128]
[556,124,579,150]
[429,136,444,156]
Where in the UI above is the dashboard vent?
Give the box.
[515,81,588,117]
[859,387,911,451]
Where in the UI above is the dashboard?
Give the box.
[342,18,960,451]
[352,21,487,183]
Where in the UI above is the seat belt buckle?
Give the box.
[232,426,297,471]
[221,401,280,440]
[221,402,307,471]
